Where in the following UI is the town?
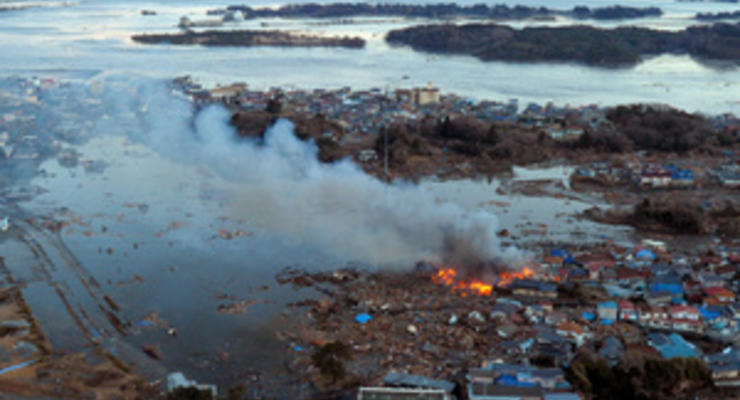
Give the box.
[274,240,739,400]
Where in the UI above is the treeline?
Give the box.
[567,351,711,400]
[223,3,661,21]
[132,30,365,48]
[696,10,740,21]
[617,197,740,236]
[375,116,547,173]
[385,22,740,66]
[573,105,737,153]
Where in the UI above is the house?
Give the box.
[468,383,543,400]
[648,333,700,359]
[718,170,740,188]
[470,365,569,390]
[618,300,638,321]
[670,169,695,187]
[706,347,740,387]
[645,289,673,307]
[510,280,557,299]
[639,306,671,329]
[639,166,671,188]
[556,322,590,347]
[382,372,456,394]
[704,286,736,305]
[597,301,618,322]
[616,268,648,287]
[669,305,701,321]
[358,387,450,400]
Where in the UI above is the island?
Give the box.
[221,3,662,21]
[696,10,740,21]
[131,30,365,48]
[385,22,740,67]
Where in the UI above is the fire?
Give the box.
[497,266,534,287]
[433,268,493,296]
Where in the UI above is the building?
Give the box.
[704,286,736,305]
[358,387,450,400]
[468,382,543,400]
[556,322,590,347]
[510,280,557,299]
[707,348,740,387]
[209,82,248,104]
[618,300,638,321]
[413,83,440,105]
[639,166,671,188]
[648,333,700,359]
[597,301,618,322]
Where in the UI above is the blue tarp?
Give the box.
[495,374,537,387]
[698,307,720,320]
[649,282,683,295]
[550,249,568,258]
[354,313,372,324]
[636,249,657,260]
[563,256,577,265]
[600,319,614,325]
[581,311,595,321]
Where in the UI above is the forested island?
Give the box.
[696,10,740,20]
[131,30,365,48]
[386,22,740,67]
[221,3,662,21]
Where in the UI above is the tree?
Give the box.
[311,341,352,383]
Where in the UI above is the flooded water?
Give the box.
[0,0,736,393]
[0,0,738,113]
[0,78,634,389]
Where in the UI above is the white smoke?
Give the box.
[88,76,525,267]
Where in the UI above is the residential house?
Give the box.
[618,300,638,322]
[468,383,543,400]
[358,387,450,400]
[597,301,618,322]
[556,322,590,347]
[382,372,456,395]
[639,166,671,188]
[670,169,695,187]
[510,280,558,299]
[706,348,740,387]
[704,286,736,305]
[639,306,671,329]
[648,333,700,359]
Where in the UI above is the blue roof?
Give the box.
[599,301,618,309]
[581,311,595,321]
[651,333,699,359]
[649,282,683,295]
[636,249,657,260]
[549,249,568,258]
[699,307,721,320]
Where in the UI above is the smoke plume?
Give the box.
[77,76,526,268]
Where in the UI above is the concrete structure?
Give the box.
[413,83,440,105]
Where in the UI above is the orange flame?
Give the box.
[497,266,534,287]
[433,268,493,296]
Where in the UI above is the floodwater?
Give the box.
[0,0,738,113]
[0,0,735,393]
